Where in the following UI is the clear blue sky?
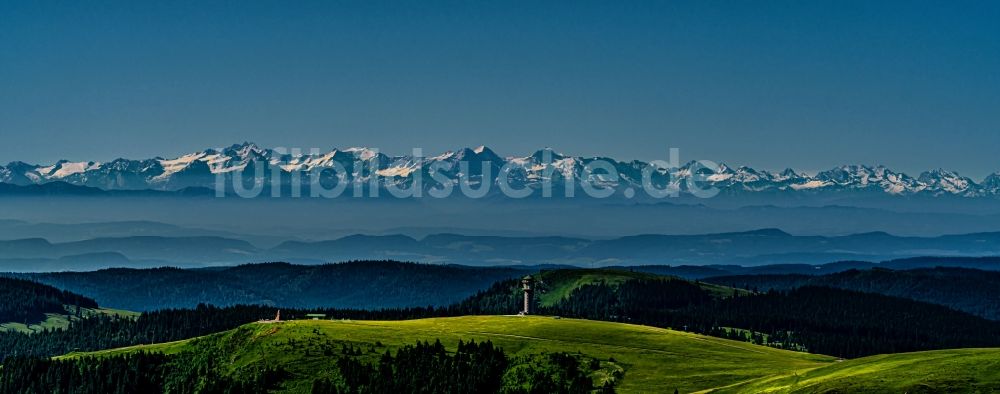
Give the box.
[2,1,998,177]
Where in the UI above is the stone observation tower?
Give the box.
[521,275,535,315]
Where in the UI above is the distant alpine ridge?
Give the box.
[3,142,999,197]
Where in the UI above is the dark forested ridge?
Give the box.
[879,256,1000,271]
[684,286,1000,358]
[14,259,1000,312]
[455,275,1000,359]
[619,257,1000,280]
[0,277,97,324]
[16,261,528,311]
[704,267,1000,320]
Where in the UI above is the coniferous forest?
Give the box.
[0,277,97,323]
[0,340,603,394]
[0,351,287,394]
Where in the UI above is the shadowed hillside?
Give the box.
[20,261,528,311]
[705,267,1000,320]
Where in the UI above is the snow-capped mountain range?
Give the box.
[2,142,999,198]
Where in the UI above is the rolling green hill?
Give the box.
[719,348,1000,393]
[0,276,136,334]
[58,316,1000,393]
[63,316,834,393]
[0,306,137,334]
[533,268,742,306]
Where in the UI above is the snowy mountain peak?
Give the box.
[221,142,267,160]
[35,160,102,179]
[2,143,999,198]
[776,168,805,180]
[453,146,502,162]
[982,172,1000,193]
[529,148,566,162]
[918,169,976,195]
[343,147,381,161]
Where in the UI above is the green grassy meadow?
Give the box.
[65,315,835,393]
[0,306,138,334]
[534,269,744,306]
[719,348,1000,393]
